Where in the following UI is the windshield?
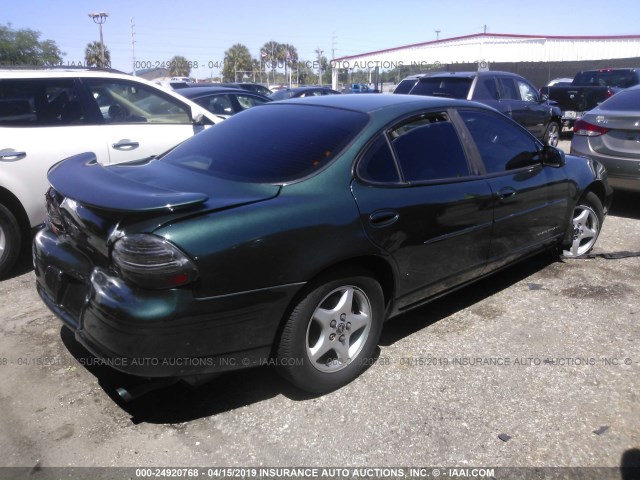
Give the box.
[409,77,473,98]
[161,104,369,183]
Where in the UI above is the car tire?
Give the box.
[276,270,384,394]
[562,192,603,257]
[544,121,560,147]
[0,203,21,278]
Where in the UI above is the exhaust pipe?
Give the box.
[116,378,180,402]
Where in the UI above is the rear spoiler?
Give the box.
[47,152,209,212]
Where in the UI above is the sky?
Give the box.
[2,0,640,78]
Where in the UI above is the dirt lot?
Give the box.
[0,139,638,476]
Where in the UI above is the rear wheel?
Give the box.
[562,192,603,257]
[544,121,560,147]
[0,203,21,278]
[276,270,384,393]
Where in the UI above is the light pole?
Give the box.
[88,12,109,67]
[435,30,441,41]
[316,48,323,85]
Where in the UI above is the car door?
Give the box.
[81,78,208,164]
[0,77,109,228]
[351,111,494,311]
[455,108,569,269]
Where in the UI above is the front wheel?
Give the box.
[544,121,560,147]
[562,192,603,257]
[0,203,21,279]
[276,271,384,394]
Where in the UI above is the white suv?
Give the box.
[0,68,221,277]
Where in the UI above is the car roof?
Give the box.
[401,70,524,81]
[178,86,253,97]
[271,91,486,115]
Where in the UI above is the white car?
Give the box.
[0,68,222,277]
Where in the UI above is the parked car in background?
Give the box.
[540,68,640,129]
[177,86,271,118]
[570,84,640,191]
[347,83,379,93]
[34,94,610,397]
[269,86,341,100]
[154,80,192,91]
[219,82,272,97]
[546,77,574,87]
[0,68,221,278]
[395,71,563,146]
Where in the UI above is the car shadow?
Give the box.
[379,252,556,346]
[60,252,557,425]
[609,190,640,220]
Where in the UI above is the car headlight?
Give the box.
[112,234,198,289]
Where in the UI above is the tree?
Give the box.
[169,55,191,78]
[0,23,64,66]
[222,44,252,82]
[261,40,283,84]
[282,43,298,85]
[85,41,111,68]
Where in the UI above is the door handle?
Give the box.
[369,209,399,228]
[0,150,27,160]
[112,140,140,150]
[497,187,517,200]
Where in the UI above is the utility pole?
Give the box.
[316,47,323,85]
[88,12,109,67]
[435,30,440,41]
[131,18,136,75]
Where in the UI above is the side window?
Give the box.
[516,80,538,102]
[459,110,539,174]
[356,135,400,183]
[497,78,519,100]
[0,79,85,126]
[194,94,233,116]
[85,79,191,124]
[474,78,499,100]
[390,113,469,182]
[235,94,268,111]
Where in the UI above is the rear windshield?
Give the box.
[394,79,418,94]
[161,104,369,183]
[409,77,472,99]
[598,88,640,111]
[573,70,638,88]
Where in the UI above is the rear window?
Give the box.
[409,77,472,99]
[394,79,418,94]
[573,70,638,88]
[161,104,368,183]
[598,88,640,111]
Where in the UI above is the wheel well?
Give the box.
[581,181,607,209]
[0,187,31,240]
[306,255,396,310]
[269,255,397,356]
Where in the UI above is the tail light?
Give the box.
[573,119,610,137]
[112,234,198,289]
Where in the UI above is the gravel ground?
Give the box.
[0,138,638,476]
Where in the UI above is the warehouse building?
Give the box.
[331,32,640,89]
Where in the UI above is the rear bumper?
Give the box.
[34,229,304,378]
[571,139,640,192]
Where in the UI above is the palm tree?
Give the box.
[223,44,252,82]
[169,55,191,78]
[282,44,298,86]
[261,40,282,84]
[85,41,110,68]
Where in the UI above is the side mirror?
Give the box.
[541,145,565,167]
[540,93,549,102]
[191,108,204,124]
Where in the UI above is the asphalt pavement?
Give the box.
[0,138,638,477]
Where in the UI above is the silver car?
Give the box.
[570,85,640,191]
